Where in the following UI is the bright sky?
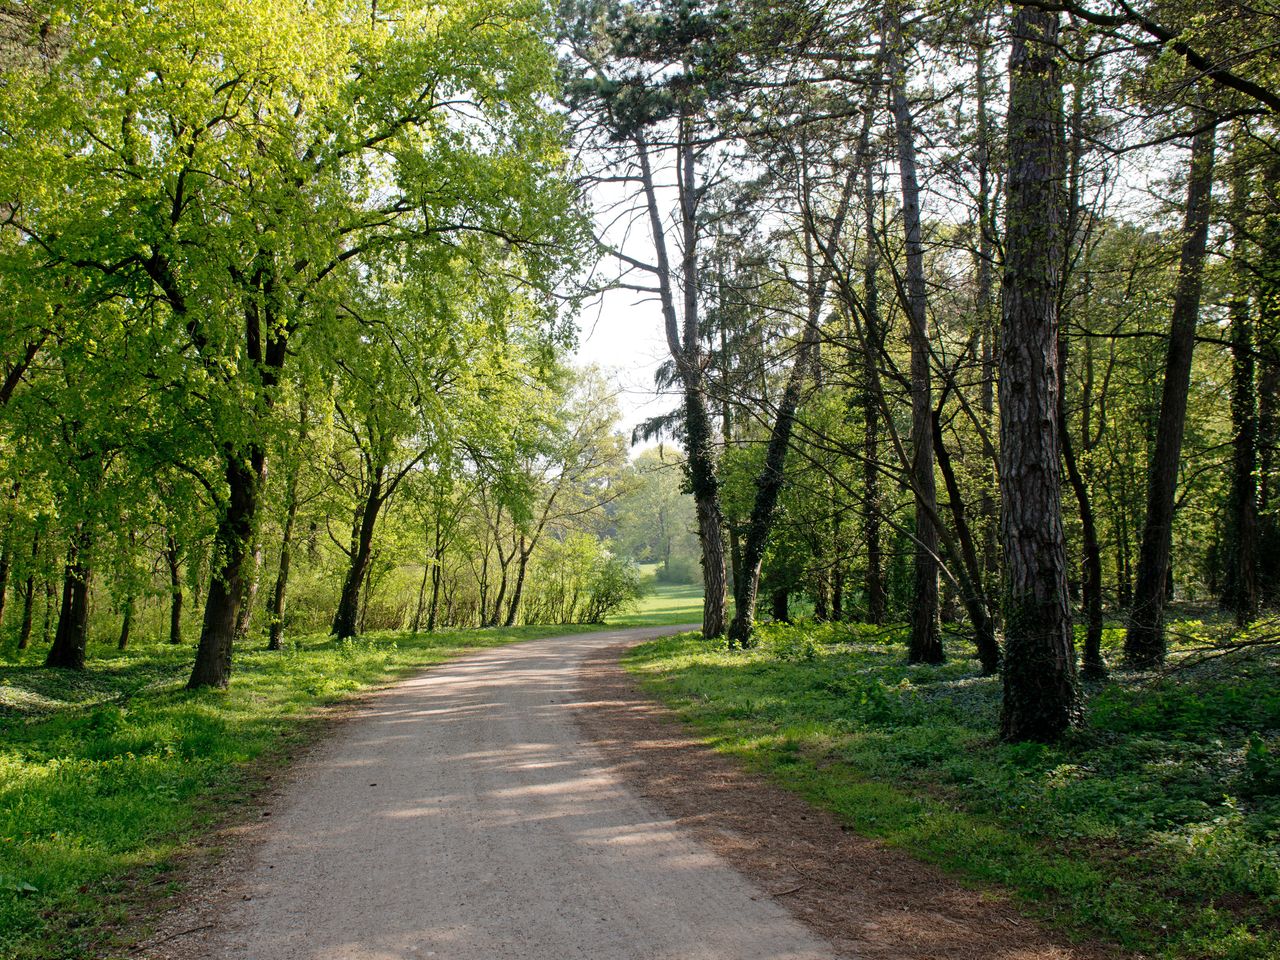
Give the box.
[571,286,672,444]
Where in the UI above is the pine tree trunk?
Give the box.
[889,43,943,665]
[998,3,1080,742]
[188,445,265,689]
[1125,127,1216,667]
[861,145,886,626]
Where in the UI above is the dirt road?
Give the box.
[202,626,837,960]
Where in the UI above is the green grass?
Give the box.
[0,623,604,959]
[625,620,1280,960]
[613,575,705,627]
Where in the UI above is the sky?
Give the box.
[571,285,672,446]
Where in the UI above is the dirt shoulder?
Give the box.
[574,640,1125,960]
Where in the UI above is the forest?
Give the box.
[2,0,1279,957]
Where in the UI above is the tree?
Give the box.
[998,3,1080,743]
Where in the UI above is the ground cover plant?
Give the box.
[626,620,1280,960]
[0,623,614,960]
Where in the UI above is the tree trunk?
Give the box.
[771,587,790,623]
[1223,177,1259,625]
[504,542,530,627]
[165,536,183,645]
[17,529,38,650]
[933,413,1001,674]
[188,445,266,689]
[267,483,299,650]
[333,467,384,640]
[428,519,444,633]
[0,521,11,634]
[686,384,729,638]
[46,529,92,670]
[998,3,1080,743]
[117,597,134,651]
[889,40,943,665]
[1125,127,1216,667]
[861,146,886,626]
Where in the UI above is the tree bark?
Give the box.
[1125,127,1216,667]
[333,466,384,640]
[17,529,38,650]
[861,148,887,626]
[165,536,183,646]
[267,488,298,650]
[188,445,266,688]
[888,34,943,665]
[933,413,1001,674]
[1223,174,1258,625]
[46,527,92,670]
[117,596,134,651]
[998,4,1080,742]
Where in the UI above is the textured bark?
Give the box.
[188,445,266,688]
[998,4,1080,743]
[46,528,93,670]
[333,465,384,640]
[889,37,943,665]
[17,528,36,649]
[1125,127,1216,668]
[636,125,728,638]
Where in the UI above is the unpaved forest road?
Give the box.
[203,626,837,960]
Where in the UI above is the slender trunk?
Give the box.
[504,542,530,627]
[333,467,384,640]
[267,489,298,650]
[889,37,942,664]
[117,597,134,651]
[635,123,728,638]
[188,445,265,689]
[1223,175,1259,624]
[18,575,34,649]
[1125,127,1216,667]
[686,384,729,637]
[771,588,790,623]
[933,413,1001,674]
[0,522,11,633]
[167,541,183,646]
[976,30,1000,597]
[17,529,38,650]
[427,519,443,633]
[861,147,886,626]
[999,3,1080,742]
[42,578,54,645]
[46,528,92,670]
[1059,339,1105,677]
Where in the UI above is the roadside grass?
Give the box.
[0,623,604,959]
[625,619,1280,960]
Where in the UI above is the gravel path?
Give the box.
[203,626,837,960]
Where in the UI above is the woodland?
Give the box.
[1,0,1280,956]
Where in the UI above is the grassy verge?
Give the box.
[625,621,1280,960]
[0,623,605,959]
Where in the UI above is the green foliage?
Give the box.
[626,625,1280,959]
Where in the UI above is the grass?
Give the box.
[613,570,705,627]
[625,619,1280,960]
[0,622,607,959]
